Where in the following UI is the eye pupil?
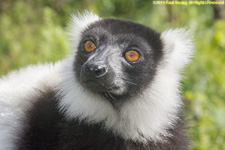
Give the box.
[84,40,96,52]
[87,43,93,48]
[130,53,134,57]
[125,50,140,62]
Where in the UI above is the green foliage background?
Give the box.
[0,0,225,149]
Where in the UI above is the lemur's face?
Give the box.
[74,19,163,101]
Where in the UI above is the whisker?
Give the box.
[150,88,167,102]
[77,55,86,64]
[120,77,137,86]
[104,92,117,101]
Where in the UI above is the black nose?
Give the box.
[82,63,108,79]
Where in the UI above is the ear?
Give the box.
[67,11,101,51]
[160,28,194,70]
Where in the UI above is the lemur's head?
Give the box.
[59,11,193,142]
[74,18,163,102]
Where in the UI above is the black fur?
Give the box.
[74,19,163,101]
[17,89,189,150]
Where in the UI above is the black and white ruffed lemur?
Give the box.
[0,11,194,150]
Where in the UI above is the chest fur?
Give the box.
[16,90,189,150]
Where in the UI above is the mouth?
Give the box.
[82,80,109,92]
[82,80,120,93]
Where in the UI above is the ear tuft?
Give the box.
[160,28,194,70]
[67,11,100,51]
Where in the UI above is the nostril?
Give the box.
[95,66,108,78]
[95,67,105,77]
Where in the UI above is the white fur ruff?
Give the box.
[0,62,62,149]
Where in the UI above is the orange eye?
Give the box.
[84,40,96,52]
[125,50,140,62]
